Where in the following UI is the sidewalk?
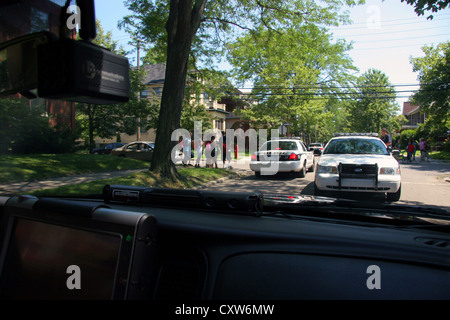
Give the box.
[0,169,146,195]
[0,158,253,195]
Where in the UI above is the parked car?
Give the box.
[91,142,125,155]
[308,143,324,155]
[314,133,401,201]
[110,141,154,161]
[250,138,315,177]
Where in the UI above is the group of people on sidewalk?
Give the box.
[382,128,431,163]
[406,137,431,162]
[180,132,238,169]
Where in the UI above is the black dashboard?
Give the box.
[1,192,450,301]
[143,204,450,300]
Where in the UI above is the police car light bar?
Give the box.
[333,133,378,137]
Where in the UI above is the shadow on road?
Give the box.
[399,160,450,174]
[252,172,303,181]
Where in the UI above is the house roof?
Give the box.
[402,101,421,116]
[140,64,166,85]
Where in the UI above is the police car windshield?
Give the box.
[262,141,298,151]
[323,138,390,155]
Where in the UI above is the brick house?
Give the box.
[402,101,426,130]
[97,63,251,146]
[0,0,76,131]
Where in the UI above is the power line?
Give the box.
[348,32,450,44]
[229,83,448,100]
[237,95,415,101]
[332,25,447,38]
[236,83,432,90]
[331,12,450,30]
[350,41,447,50]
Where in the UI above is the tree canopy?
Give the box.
[410,41,450,131]
[119,0,362,177]
[346,69,400,133]
[400,0,450,19]
[227,24,357,143]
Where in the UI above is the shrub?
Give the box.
[0,97,79,154]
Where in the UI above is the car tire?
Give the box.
[254,171,261,177]
[308,160,315,172]
[298,162,306,178]
[314,183,325,197]
[386,185,401,202]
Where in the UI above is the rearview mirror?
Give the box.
[0,32,56,98]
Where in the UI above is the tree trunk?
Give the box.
[150,0,206,179]
[88,104,95,153]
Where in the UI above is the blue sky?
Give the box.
[94,0,450,109]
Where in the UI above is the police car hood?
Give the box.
[318,154,399,167]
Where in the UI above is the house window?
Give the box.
[215,119,224,131]
[152,87,162,97]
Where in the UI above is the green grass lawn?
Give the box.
[0,153,236,196]
[0,153,149,184]
[430,150,450,161]
[29,166,236,197]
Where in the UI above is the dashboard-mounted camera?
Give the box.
[0,31,130,104]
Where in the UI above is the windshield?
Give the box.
[0,0,449,214]
[261,141,299,151]
[323,138,390,155]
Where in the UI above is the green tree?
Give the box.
[228,26,356,143]
[410,41,450,134]
[400,0,449,19]
[120,0,361,178]
[0,97,77,154]
[347,69,399,133]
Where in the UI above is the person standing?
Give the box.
[195,135,203,168]
[420,138,430,162]
[407,140,414,162]
[225,136,232,169]
[183,132,192,166]
[205,139,212,168]
[211,136,218,168]
[413,140,419,161]
[381,128,392,149]
[205,136,218,168]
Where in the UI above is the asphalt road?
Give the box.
[1,157,448,211]
[199,157,450,211]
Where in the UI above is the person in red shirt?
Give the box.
[407,140,415,162]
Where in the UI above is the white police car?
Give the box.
[314,133,401,202]
[250,138,315,177]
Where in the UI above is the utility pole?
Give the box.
[136,40,141,141]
